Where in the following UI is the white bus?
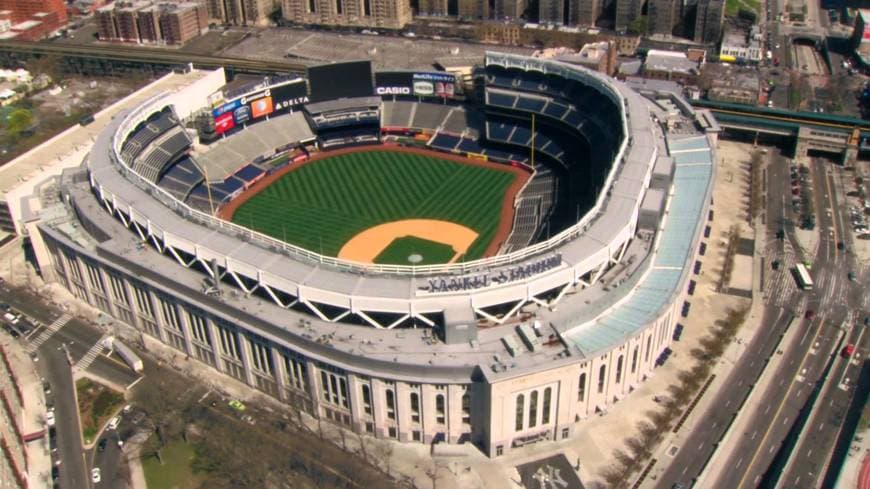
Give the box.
[795,263,813,290]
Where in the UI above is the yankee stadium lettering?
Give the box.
[421,255,562,293]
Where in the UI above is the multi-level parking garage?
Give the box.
[25,53,717,456]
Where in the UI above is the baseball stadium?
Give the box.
[27,53,718,457]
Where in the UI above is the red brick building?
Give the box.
[0,0,67,37]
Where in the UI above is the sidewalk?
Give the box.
[1,332,53,489]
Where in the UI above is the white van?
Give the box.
[107,415,121,430]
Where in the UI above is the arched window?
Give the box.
[410,392,420,423]
[361,384,372,415]
[597,365,606,393]
[616,355,624,383]
[515,394,525,431]
[461,390,471,424]
[529,391,539,428]
[542,387,552,425]
[631,347,639,374]
[435,394,446,424]
[385,389,396,420]
[645,336,652,362]
[578,373,586,402]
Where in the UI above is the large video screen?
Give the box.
[375,71,456,98]
[307,61,374,102]
[211,79,309,135]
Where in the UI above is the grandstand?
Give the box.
[502,168,557,253]
[157,157,204,201]
[120,108,179,162]
[131,125,192,182]
[381,101,416,128]
[194,112,315,181]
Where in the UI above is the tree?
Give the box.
[628,16,648,35]
[6,108,33,138]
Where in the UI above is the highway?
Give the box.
[771,161,869,488]
[652,149,867,488]
[711,156,858,489]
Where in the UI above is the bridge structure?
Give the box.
[692,99,870,163]
[0,40,309,77]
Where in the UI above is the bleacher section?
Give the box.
[382,101,416,128]
[411,103,454,130]
[157,157,204,201]
[120,109,178,162]
[503,169,557,252]
[195,112,315,182]
[132,126,192,182]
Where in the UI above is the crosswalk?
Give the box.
[25,313,72,354]
[74,335,109,371]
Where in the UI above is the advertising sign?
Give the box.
[233,105,251,125]
[413,80,434,96]
[213,99,241,118]
[214,112,235,135]
[375,71,456,98]
[250,95,274,119]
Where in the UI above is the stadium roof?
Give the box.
[563,133,714,356]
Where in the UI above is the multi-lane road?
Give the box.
[653,150,867,488]
[1,284,141,489]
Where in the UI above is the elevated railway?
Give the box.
[0,40,309,76]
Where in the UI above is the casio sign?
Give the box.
[377,86,411,95]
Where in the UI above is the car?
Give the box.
[42,381,51,395]
[97,438,107,452]
[46,410,55,427]
[865,316,870,327]
[228,399,246,412]
[117,437,125,448]
[107,415,121,430]
[51,466,60,481]
[848,271,857,281]
[805,309,816,320]
[842,344,856,358]
[91,467,101,483]
[837,241,845,250]
[772,260,780,270]
[122,404,132,413]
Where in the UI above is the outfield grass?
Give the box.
[142,439,204,489]
[231,150,515,263]
[373,236,457,265]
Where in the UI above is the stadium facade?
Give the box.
[23,54,717,457]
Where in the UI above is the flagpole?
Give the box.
[531,113,536,169]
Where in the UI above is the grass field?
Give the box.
[141,439,204,489]
[373,236,457,265]
[231,150,515,264]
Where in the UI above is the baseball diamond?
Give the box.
[223,147,527,264]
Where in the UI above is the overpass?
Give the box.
[692,99,870,163]
[0,40,309,77]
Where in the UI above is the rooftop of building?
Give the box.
[644,49,699,75]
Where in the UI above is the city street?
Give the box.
[1,284,142,489]
[653,150,868,488]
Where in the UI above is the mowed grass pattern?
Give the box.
[231,150,516,262]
